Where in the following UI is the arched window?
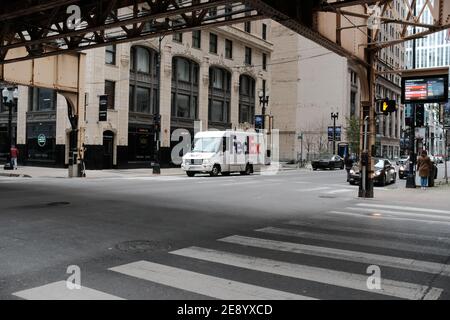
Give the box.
[129,46,159,114]
[239,74,255,124]
[171,57,199,119]
[209,67,231,124]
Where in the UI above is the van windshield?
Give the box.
[192,137,222,153]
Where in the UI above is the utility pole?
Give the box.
[153,35,164,174]
[2,87,18,167]
[258,80,269,130]
[406,2,417,188]
[331,112,339,155]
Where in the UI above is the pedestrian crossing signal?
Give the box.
[382,99,397,115]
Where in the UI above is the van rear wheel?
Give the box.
[241,164,253,175]
[210,165,221,177]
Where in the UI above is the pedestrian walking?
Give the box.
[417,150,432,190]
[10,144,19,170]
[344,154,353,182]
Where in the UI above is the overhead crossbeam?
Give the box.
[0,0,261,64]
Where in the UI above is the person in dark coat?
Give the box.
[417,150,432,190]
[344,154,353,182]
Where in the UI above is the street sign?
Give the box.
[335,127,341,142]
[328,127,333,142]
[328,127,341,142]
[37,134,46,147]
[401,68,449,104]
[297,133,303,140]
[99,95,108,122]
[255,115,264,130]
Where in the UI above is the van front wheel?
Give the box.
[210,165,221,177]
[186,171,196,177]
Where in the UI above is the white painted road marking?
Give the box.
[328,210,450,226]
[171,247,443,300]
[219,235,450,276]
[13,281,124,300]
[110,261,315,300]
[356,203,450,215]
[286,220,450,242]
[257,227,450,257]
[296,187,330,192]
[346,207,450,221]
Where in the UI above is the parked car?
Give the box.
[312,155,344,171]
[435,156,444,164]
[398,160,409,179]
[348,158,397,186]
[398,157,438,180]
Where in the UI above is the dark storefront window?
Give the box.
[128,127,154,162]
[192,30,201,49]
[0,127,10,159]
[26,123,56,162]
[29,88,57,111]
[209,67,231,124]
[129,46,160,164]
[129,46,159,114]
[209,33,218,54]
[105,80,115,109]
[105,44,116,65]
[245,47,252,65]
[225,39,233,59]
[171,57,199,120]
[239,74,256,124]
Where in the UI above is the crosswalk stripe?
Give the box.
[286,220,450,242]
[356,203,450,215]
[222,181,261,186]
[297,187,330,192]
[219,235,450,276]
[346,207,450,221]
[109,261,315,300]
[325,189,354,194]
[171,247,442,300]
[328,210,450,226]
[12,281,124,300]
[257,227,450,257]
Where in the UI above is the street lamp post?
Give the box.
[153,35,164,175]
[331,112,339,155]
[258,85,269,130]
[2,87,18,167]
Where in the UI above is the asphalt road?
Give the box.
[0,168,449,300]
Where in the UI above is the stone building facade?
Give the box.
[7,13,273,169]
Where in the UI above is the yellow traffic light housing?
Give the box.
[382,99,397,115]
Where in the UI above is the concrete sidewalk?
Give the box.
[0,166,185,179]
[0,162,302,179]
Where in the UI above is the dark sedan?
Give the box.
[349,158,397,186]
[312,155,344,171]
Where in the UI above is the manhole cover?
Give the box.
[47,202,70,207]
[115,240,172,253]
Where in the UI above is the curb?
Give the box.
[0,172,32,178]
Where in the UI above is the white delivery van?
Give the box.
[182,130,267,177]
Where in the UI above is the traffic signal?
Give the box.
[382,99,397,115]
[415,105,425,127]
[153,114,161,131]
